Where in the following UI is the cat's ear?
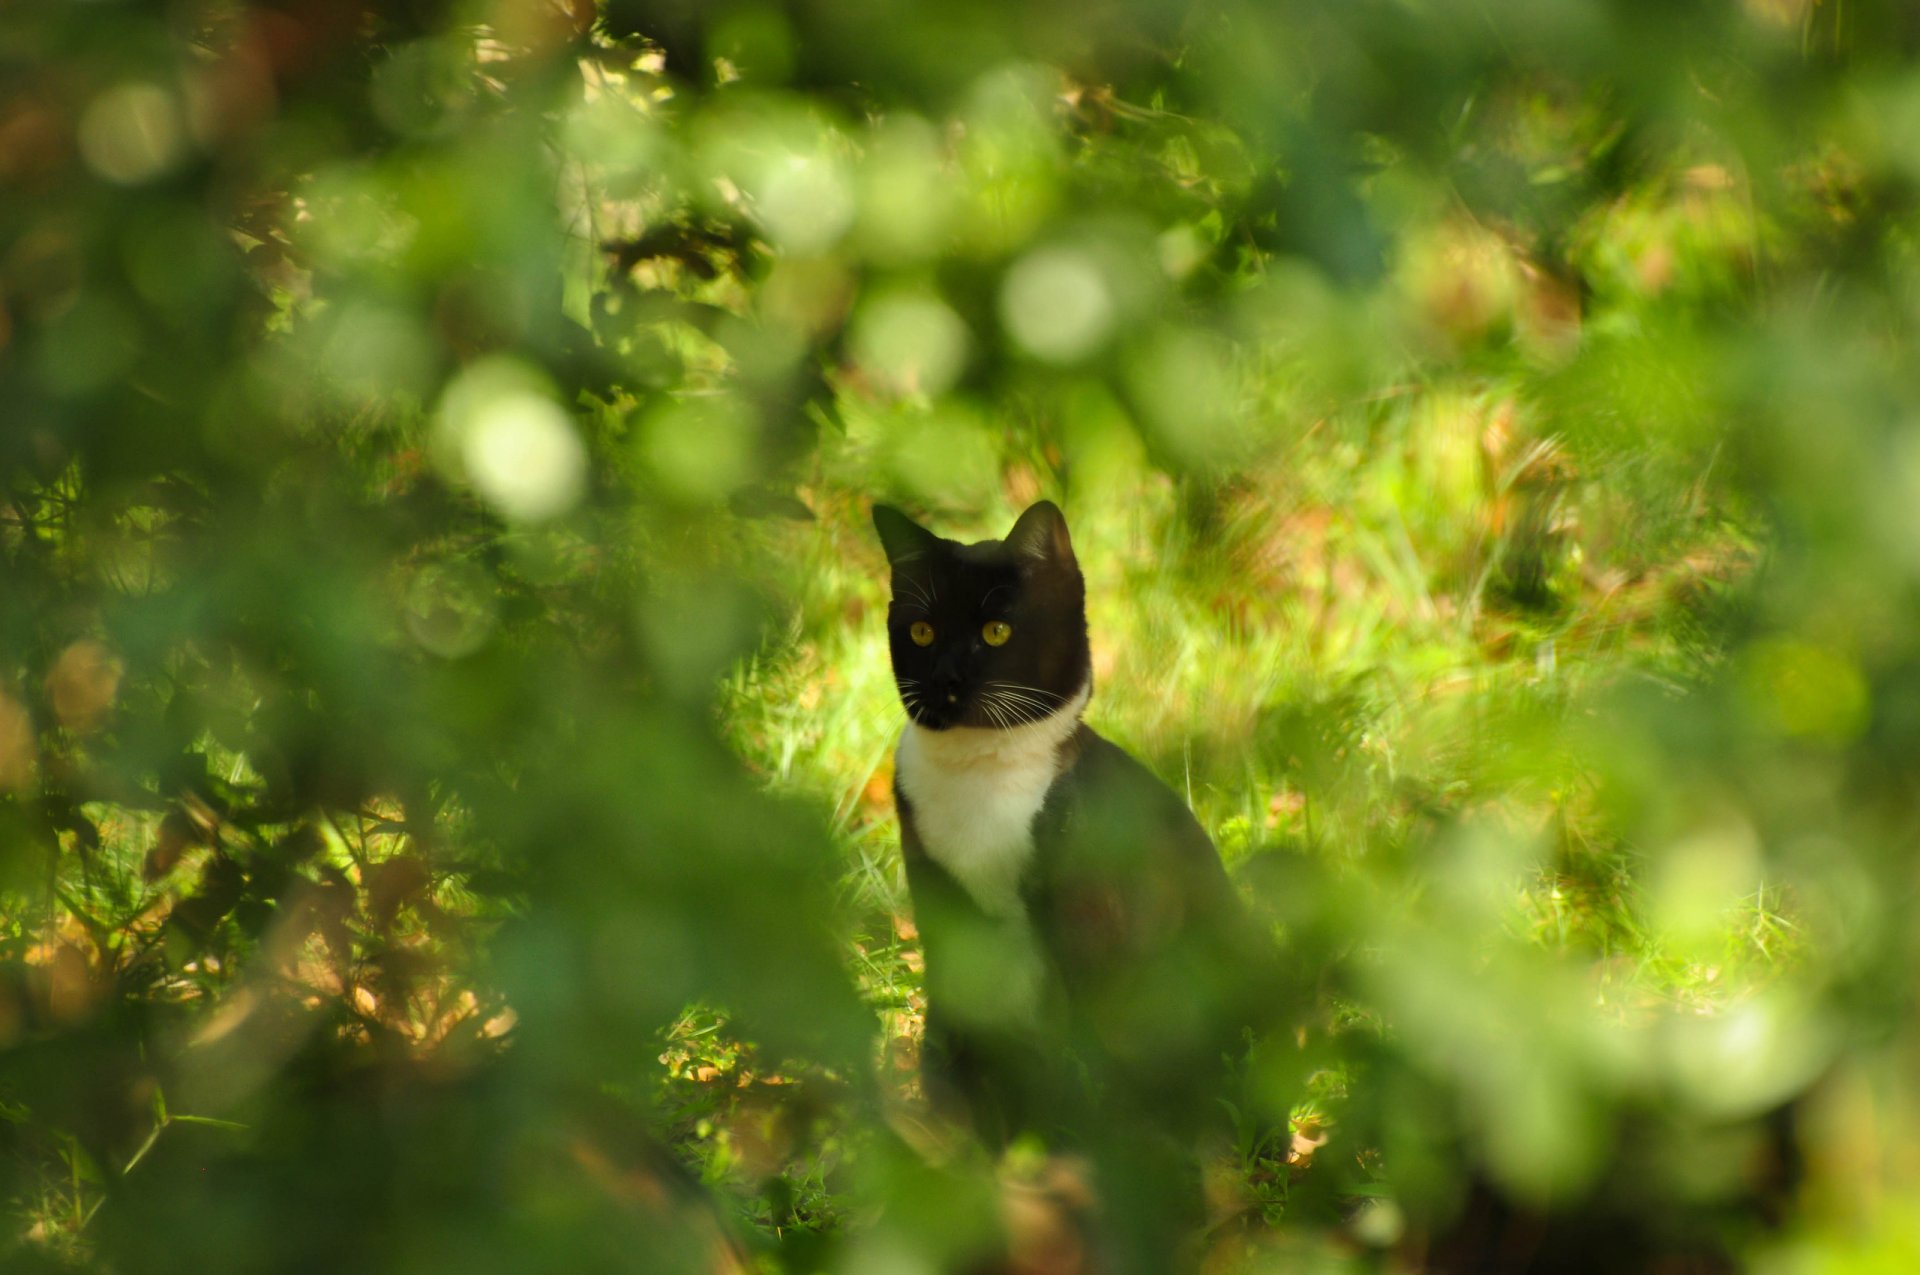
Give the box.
[872,504,939,566]
[1006,500,1075,567]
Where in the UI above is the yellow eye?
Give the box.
[982,621,1013,647]
[909,621,936,647]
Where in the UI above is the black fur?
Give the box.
[874,500,1089,734]
[874,503,1275,1188]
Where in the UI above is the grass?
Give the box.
[691,374,1787,1256]
[0,378,1782,1267]
[0,135,1791,1264]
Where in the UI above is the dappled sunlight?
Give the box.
[6,0,1920,1271]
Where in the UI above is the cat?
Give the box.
[873,500,1275,1268]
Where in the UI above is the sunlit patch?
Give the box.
[965,62,1058,138]
[437,358,588,522]
[999,246,1113,363]
[1156,224,1208,281]
[850,289,969,398]
[855,115,955,263]
[958,64,1062,250]
[754,150,854,255]
[1650,816,1763,951]
[562,90,671,174]
[1349,1196,1405,1247]
[1666,993,1832,1117]
[77,81,185,185]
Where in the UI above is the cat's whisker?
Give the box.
[985,693,1062,711]
[989,681,1062,699]
[986,680,1067,704]
[984,687,1056,717]
[982,691,1040,727]
[894,579,935,612]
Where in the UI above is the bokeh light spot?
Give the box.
[855,116,955,263]
[999,246,1114,363]
[1650,816,1763,950]
[850,290,969,398]
[1668,995,1832,1117]
[77,81,185,185]
[403,559,500,658]
[755,151,853,255]
[437,359,588,522]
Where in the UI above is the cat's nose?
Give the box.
[934,667,962,699]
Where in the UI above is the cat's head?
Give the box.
[872,501,1090,732]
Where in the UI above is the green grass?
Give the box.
[696,377,1786,1257]
[0,59,1799,1265]
[1,384,1779,1268]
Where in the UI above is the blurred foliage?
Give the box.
[3,0,1920,1270]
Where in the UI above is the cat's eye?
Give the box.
[909,621,936,647]
[982,620,1013,647]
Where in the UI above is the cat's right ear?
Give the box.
[872,504,938,566]
[1006,500,1075,567]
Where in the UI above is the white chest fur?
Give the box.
[894,683,1090,921]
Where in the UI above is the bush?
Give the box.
[3,1,1918,1270]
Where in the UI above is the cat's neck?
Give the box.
[895,679,1091,923]
[902,681,1090,772]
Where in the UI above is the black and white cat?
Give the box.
[873,500,1271,1166]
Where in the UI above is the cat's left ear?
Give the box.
[872,504,939,566]
[1006,500,1076,568]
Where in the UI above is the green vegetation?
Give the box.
[3,1,1919,1270]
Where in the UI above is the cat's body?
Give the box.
[874,502,1269,1164]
